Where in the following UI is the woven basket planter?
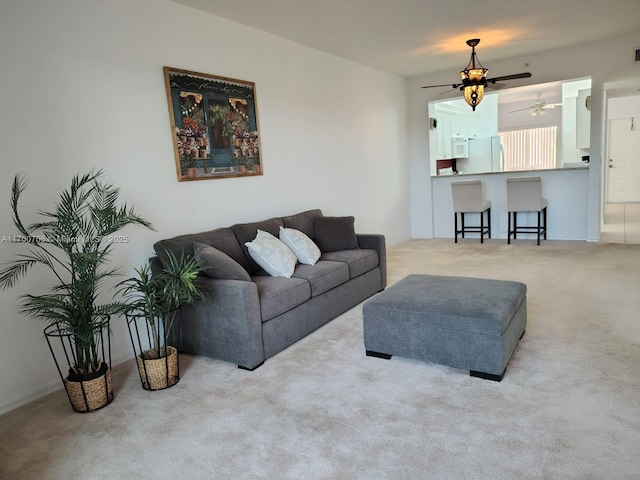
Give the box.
[64,365,113,412]
[44,320,113,413]
[136,346,179,390]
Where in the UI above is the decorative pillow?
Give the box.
[314,216,360,253]
[245,230,298,278]
[279,227,321,265]
[193,242,251,281]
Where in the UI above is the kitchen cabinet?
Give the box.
[435,109,453,159]
[576,89,591,149]
[435,108,470,159]
[450,112,469,139]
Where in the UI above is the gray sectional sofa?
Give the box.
[151,209,386,370]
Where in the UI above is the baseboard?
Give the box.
[0,379,62,416]
[0,351,131,416]
[387,235,415,247]
[407,234,434,240]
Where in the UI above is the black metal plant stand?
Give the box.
[126,315,180,391]
[44,319,113,413]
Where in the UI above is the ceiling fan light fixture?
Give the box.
[459,39,488,111]
[420,39,532,111]
[462,67,488,83]
[463,84,485,111]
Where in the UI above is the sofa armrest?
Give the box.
[356,234,387,290]
[176,276,265,370]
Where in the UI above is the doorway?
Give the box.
[606,117,640,202]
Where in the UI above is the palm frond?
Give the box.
[10,173,33,238]
[0,258,39,290]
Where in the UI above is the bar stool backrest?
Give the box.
[506,177,544,212]
[451,180,488,213]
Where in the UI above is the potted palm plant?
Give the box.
[120,251,203,390]
[0,170,153,412]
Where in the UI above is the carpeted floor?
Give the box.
[1,239,639,479]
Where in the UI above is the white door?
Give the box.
[607,117,640,202]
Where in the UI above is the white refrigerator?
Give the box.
[460,136,503,174]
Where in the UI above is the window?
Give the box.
[499,126,558,171]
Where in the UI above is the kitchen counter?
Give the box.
[432,164,588,178]
[431,167,590,240]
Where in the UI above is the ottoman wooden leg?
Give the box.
[470,368,506,382]
[366,350,392,360]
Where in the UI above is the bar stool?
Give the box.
[451,179,491,243]
[506,176,547,245]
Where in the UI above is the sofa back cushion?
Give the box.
[194,242,251,281]
[314,216,360,252]
[231,217,284,274]
[281,209,323,240]
[154,227,250,272]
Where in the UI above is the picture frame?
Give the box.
[163,67,263,181]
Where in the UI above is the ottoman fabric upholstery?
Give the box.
[363,274,527,380]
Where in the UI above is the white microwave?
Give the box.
[451,137,468,158]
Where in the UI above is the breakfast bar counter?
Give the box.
[431,167,590,241]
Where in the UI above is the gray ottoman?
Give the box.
[363,274,527,381]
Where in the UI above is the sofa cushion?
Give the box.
[252,276,311,321]
[281,209,323,240]
[314,216,360,252]
[154,227,250,272]
[320,249,379,279]
[245,230,298,278]
[292,261,349,297]
[231,217,284,274]
[193,242,250,281]
[279,227,321,265]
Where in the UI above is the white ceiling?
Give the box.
[172,0,640,78]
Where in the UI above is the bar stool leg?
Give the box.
[513,212,518,239]
[454,212,458,243]
[543,207,547,240]
[461,213,465,239]
[507,211,512,244]
[487,208,491,239]
[537,210,541,245]
[480,210,485,244]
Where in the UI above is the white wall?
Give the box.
[608,96,640,118]
[407,31,640,241]
[0,0,409,413]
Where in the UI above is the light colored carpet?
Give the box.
[1,239,639,479]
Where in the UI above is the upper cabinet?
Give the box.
[450,111,469,138]
[576,89,591,149]
[434,109,451,159]
[434,106,474,159]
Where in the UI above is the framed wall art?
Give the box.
[163,67,263,181]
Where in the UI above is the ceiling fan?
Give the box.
[509,93,562,115]
[421,39,531,111]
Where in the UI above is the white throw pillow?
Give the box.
[279,226,321,265]
[245,230,297,278]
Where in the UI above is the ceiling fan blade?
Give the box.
[546,102,563,108]
[487,72,532,83]
[421,83,462,89]
[509,107,535,113]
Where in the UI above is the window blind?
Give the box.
[499,126,557,171]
